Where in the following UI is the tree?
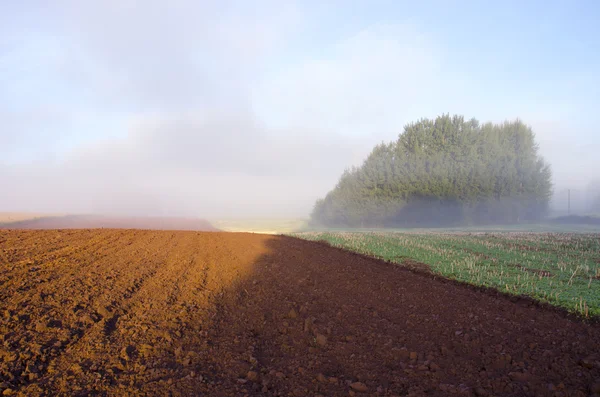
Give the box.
[311,114,553,227]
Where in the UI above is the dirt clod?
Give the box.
[246,371,259,382]
[350,382,368,392]
[304,318,313,332]
[580,357,597,369]
[473,387,488,396]
[120,345,135,361]
[508,372,531,382]
[315,334,328,347]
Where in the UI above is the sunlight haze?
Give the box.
[1,0,598,217]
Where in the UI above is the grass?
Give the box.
[291,231,600,317]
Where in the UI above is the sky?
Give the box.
[1,0,599,217]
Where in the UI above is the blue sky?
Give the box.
[1,1,599,216]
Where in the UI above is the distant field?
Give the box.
[292,231,600,317]
[0,212,64,225]
[0,214,216,231]
[211,218,308,234]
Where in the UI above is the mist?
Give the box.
[1,2,599,220]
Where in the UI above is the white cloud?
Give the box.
[48,0,303,111]
[2,12,416,217]
[253,23,441,136]
[0,109,377,216]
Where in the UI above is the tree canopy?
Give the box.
[311,114,553,227]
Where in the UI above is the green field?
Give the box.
[291,231,600,317]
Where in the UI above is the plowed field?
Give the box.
[0,216,216,231]
[0,230,599,397]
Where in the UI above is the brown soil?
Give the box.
[0,230,599,397]
[0,216,217,231]
[400,259,432,273]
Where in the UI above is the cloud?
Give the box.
[253,23,441,136]
[1,7,420,217]
[0,108,377,217]
[49,0,303,111]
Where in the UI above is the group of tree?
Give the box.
[311,114,553,227]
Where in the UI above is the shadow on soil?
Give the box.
[201,235,600,396]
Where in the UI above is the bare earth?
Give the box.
[0,230,598,396]
[0,213,65,225]
[0,216,217,231]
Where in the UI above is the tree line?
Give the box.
[311,114,553,227]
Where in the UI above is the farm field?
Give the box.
[0,215,217,231]
[0,213,65,226]
[1,229,599,396]
[292,232,600,317]
[211,218,308,234]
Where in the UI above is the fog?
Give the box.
[1,2,599,219]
